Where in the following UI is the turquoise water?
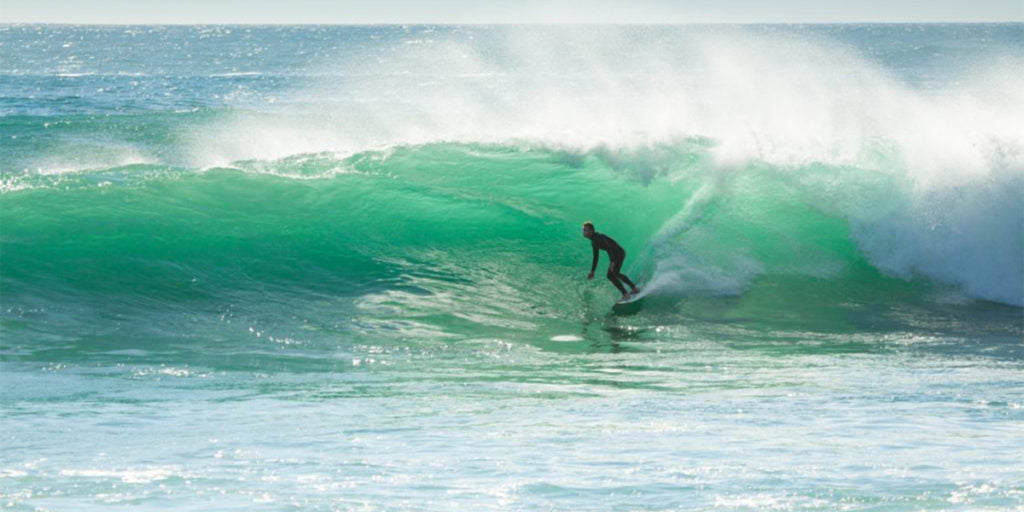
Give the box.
[2,24,1023,511]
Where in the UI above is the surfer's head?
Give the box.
[582,221,594,239]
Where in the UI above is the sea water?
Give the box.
[1,24,1022,511]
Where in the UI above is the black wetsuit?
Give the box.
[590,232,637,295]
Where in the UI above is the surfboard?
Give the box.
[611,294,645,315]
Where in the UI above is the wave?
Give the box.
[3,26,1021,316]
[3,141,1021,312]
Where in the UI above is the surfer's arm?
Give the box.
[590,245,599,274]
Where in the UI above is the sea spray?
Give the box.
[186,26,1024,304]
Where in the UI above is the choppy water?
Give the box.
[1,24,1023,511]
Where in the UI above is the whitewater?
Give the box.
[1,24,1022,511]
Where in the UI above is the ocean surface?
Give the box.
[1,23,1022,511]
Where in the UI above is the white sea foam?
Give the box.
[59,466,189,484]
[193,27,1021,170]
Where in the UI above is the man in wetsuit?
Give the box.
[583,221,639,301]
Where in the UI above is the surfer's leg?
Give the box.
[612,251,638,292]
[607,261,629,296]
[608,275,628,295]
[618,272,636,289]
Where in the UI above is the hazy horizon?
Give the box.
[2,0,1021,25]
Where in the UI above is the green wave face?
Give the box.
[5,140,1018,359]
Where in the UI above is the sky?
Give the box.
[1,0,1022,24]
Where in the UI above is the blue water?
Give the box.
[1,24,1023,511]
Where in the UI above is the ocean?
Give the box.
[1,23,1022,511]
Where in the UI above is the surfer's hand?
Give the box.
[587,272,594,280]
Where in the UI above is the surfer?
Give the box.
[583,222,639,301]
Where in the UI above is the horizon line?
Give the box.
[3,20,1022,26]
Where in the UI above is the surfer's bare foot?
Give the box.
[631,287,640,294]
[621,293,631,301]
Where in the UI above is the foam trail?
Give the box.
[636,183,738,298]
